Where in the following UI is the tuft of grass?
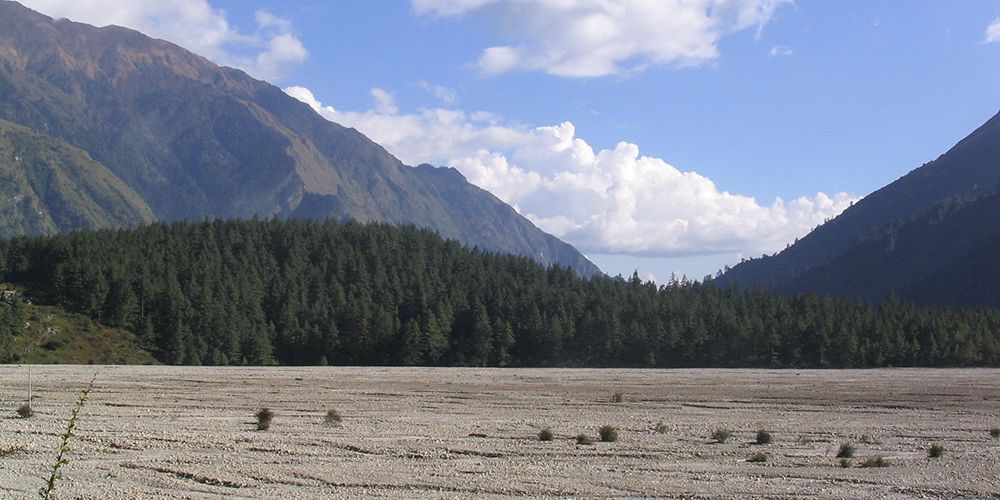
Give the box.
[610,392,625,403]
[654,421,669,434]
[39,370,98,500]
[324,409,342,426]
[747,451,768,463]
[598,425,618,442]
[927,443,945,458]
[836,442,855,459]
[576,433,594,445]
[256,408,275,431]
[16,403,34,419]
[839,458,853,468]
[990,428,1000,439]
[861,455,889,468]
[711,428,731,444]
[538,427,554,442]
[755,429,772,445]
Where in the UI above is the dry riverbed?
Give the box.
[1,366,999,498]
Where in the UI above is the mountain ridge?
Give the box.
[0,0,600,276]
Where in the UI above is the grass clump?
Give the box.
[747,451,768,463]
[610,392,625,403]
[839,458,853,468]
[256,408,275,431]
[576,433,594,445]
[990,427,1000,439]
[711,428,731,444]
[654,421,669,434]
[755,429,772,445]
[538,427,554,441]
[16,403,34,419]
[836,442,855,459]
[598,425,618,442]
[861,455,889,468]
[324,409,342,425]
[927,443,945,458]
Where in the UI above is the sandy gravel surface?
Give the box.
[1,366,999,499]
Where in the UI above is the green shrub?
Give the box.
[324,409,342,425]
[538,427,554,441]
[599,425,618,442]
[16,403,33,419]
[256,408,275,431]
[747,451,768,463]
[861,455,889,468]
[755,429,772,445]
[836,442,855,459]
[839,458,853,468]
[654,421,669,434]
[990,428,1000,439]
[711,428,731,444]
[576,433,594,445]
[610,392,625,403]
[927,443,945,458]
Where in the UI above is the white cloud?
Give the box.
[370,88,399,115]
[19,1,307,82]
[286,85,857,257]
[418,81,459,105]
[986,18,1000,44]
[769,45,793,56]
[412,0,792,77]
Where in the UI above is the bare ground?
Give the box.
[1,366,999,499]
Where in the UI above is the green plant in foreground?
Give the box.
[39,370,98,500]
[538,427,554,441]
[610,392,625,403]
[654,421,669,434]
[324,408,342,425]
[16,403,34,419]
[927,443,945,458]
[861,455,889,468]
[576,433,594,445]
[256,408,275,431]
[711,428,731,444]
[755,429,772,445]
[836,442,855,459]
[990,427,1000,439]
[599,425,618,442]
[748,451,768,463]
[839,458,853,468]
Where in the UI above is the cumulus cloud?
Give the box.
[412,0,792,77]
[285,86,856,257]
[986,18,1000,44]
[20,0,307,81]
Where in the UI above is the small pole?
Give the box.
[27,364,32,410]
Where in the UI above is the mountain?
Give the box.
[0,118,154,234]
[720,109,1000,306]
[0,1,599,276]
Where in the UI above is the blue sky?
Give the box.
[21,0,1000,281]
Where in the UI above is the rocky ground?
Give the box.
[1,366,998,499]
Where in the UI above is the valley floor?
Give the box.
[1,366,999,499]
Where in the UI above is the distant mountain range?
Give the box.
[720,109,1000,307]
[0,1,599,276]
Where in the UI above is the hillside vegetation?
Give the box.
[1,219,998,367]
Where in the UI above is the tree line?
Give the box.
[0,219,997,367]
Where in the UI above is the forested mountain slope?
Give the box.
[0,1,598,276]
[0,118,154,234]
[2,219,998,367]
[720,108,1000,302]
